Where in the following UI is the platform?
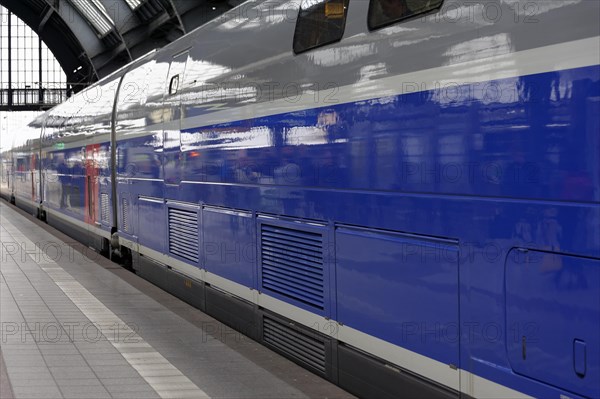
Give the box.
[0,201,354,399]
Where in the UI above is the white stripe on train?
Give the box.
[41,36,599,151]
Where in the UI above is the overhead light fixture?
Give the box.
[69,0,115,36]
[124,0,143,10]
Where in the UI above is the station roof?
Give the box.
[0,0,243,92]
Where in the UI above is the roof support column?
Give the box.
[7,10,11,109]
[39,36,44,105]
[38,6,54,32]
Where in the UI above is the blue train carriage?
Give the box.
[0,123,43,215]
[34,54,155,253]
[0,136,15,202]
[11,0,600,398]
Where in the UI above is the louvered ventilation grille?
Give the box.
[101,194,109,223]
[261,224,324,309]
[122,198,130,233]
[168,208,199,263]
[263,316,326,373]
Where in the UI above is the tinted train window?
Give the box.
[294,0,350,54]
[368,0,443,30]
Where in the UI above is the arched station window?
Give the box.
[1,5,69,111]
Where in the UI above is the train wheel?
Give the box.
[120,246,133,271]
[100,238,110,258]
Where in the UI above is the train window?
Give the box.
[368,0,443,30]
[169,75,180,96]
[293,0,350,54]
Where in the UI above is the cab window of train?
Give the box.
[368,0,443,30]
[293,0,350,54]
[169,75,180,95]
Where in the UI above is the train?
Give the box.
[1,0,599,397]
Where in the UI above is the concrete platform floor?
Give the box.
[0,200,354,399]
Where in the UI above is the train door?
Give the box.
[31,139,41,208]
[30,152,36,202]
[2,157,8,194]
[162,51,189,188]
[3,155,10,194]
[38,125,46,211]
[84,144,101,226]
